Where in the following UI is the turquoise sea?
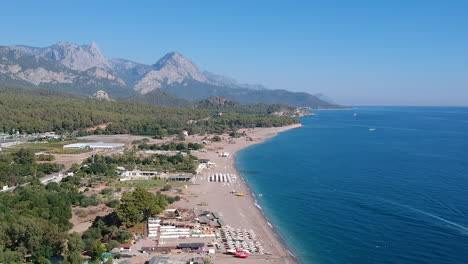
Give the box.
[236,106,468,264]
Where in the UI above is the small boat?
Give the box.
[236,193,244,196]
[235,251,249,258]
[228,248,247,255]
[353,113,358,117]
[369,128,376,131]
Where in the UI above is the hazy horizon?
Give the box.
[1,0,467,106]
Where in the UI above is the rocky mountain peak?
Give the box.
[88,41,99,51]
[134,51,211,94]
[54,41,71,46]
[40,41,111,71]
[154,51,196,70]
[0,41,336,108]
[154,51,210,83]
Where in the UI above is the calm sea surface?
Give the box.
[236,107,468,264]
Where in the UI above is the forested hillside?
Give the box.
[0,182,83,263]
[0,85,84,98]
[126,89,192,107]
[194,96,312,116]
[162,79,339,108]
[0,88,299,136]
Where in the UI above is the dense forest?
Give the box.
[194,96,307,115]
[0,182,82,263]
[136,142,204,152]
[0,180,170,263]
[81,152,199,173]
[127,89,192,107]
[0,148,63,186]
[0,148,179,263]
[0,88,299,136]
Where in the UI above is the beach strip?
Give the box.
[185,123,302,263]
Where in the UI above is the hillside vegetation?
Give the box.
[0,88,299,136]
[194,96,312,116]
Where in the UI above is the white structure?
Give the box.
[63,142,124,149]
[159,226,191,238]
[42,132,60,140]
[221,152,230,157]
[120,170,160,181]
[197,162,215,173]
[148,217,161,238]
[209,173,236,183]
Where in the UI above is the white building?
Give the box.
[159,226,191,239]
[63,142,124,149]
[120,170,160,181]
[148,217,161,238]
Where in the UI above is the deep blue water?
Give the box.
[236,107,468,264]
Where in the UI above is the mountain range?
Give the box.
[0,41,338,108]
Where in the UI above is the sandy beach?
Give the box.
[66,124,302,263]
[174,123,302,263]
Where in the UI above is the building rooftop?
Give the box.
[148,256,186,264]
[178,242,205,249]
[63,142,124,149]
[119,243,132,248]
[169,174,194,181]
[212,212,220,219]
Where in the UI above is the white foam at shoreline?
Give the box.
[254,202,262,210]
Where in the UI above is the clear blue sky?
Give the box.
[1,0,467,106]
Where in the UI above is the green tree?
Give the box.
[176,131,186,141]
[15,148,36,164]
[67,233,85,253]
[63,250,83,264]
[91,241,106,258]
[70,163,80,172]
[116,194,142,227]
[106,240,120,251]
[36,256,52,264]
[116,187,167,227]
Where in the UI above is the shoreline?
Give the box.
[233,125,302,264]
[236,161,301,263]
[233,127,302,263]
[182,123,302,263]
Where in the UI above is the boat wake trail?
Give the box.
[392,202,468,234]
[322,186,468,235]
